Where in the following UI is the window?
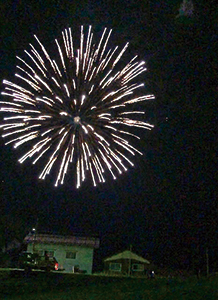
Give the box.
[109,263,122,272]
[46,250,55,258]
[132,264,144,272]
[38,250,44,256]
[66,251,77,259]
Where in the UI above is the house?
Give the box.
[24,233,100,274]
[104,250,150,276]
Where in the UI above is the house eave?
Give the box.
[24,234,100,249]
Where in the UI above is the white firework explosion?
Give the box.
[0,26,154,188]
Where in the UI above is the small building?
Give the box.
[24,233,100,274]
[104,250,150,276]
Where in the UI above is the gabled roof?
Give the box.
[24,234,100,249]
[104,250,150,264]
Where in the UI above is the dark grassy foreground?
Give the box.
[0,270,218,300]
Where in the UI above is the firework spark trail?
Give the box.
[0,26,155,188]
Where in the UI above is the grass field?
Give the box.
[0,270,218,299]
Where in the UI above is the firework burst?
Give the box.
[0,26,154,188]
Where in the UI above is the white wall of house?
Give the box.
[27,243,94,274]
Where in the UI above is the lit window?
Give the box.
[66,252,77,259]
[109,263,122,271]
[132,264,144,271]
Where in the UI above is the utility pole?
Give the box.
[128,245,132,277]
[206,247,209,276]
[32,218,38,254]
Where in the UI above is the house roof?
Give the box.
[24,234,100,249]
[104,250,150,264]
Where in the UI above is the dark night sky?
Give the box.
[0,0,217,271]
